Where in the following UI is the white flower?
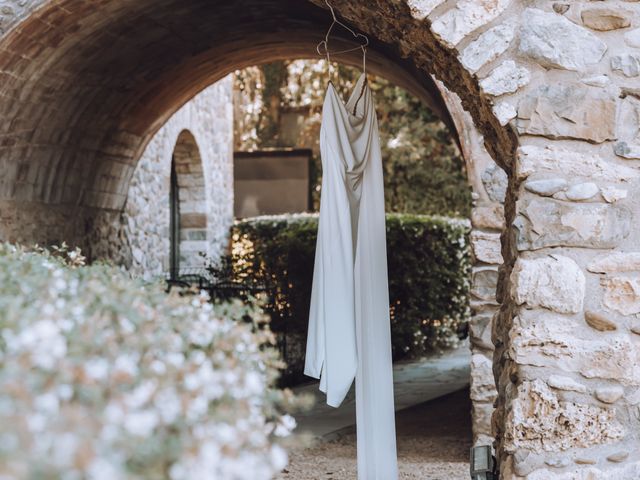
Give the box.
[51,433,79,468]
[155,388,181,424]
[190,350,206,365]
[270,445,289,471]
[244,371,264,396]
[274,414,296,437]
[169,462,187,480]
[149,359,166,375]
[114,355,139,378]
[104,403,125,425]
[26,413,47,433]
[34,392,59,415]
[85,358,109,381]
[118,317,135,334]
[123,410,158,437]
[124,380,156,409]
[166,352,185,368]
[186,396,208,422]
[88,458,125,480]
[20,320,67,370]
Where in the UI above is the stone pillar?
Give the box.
[486,6,640,479]
[420,1,640,477]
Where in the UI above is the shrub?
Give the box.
[230,213,471,383]
[0,244,300,480]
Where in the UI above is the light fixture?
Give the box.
[470,445,498,480]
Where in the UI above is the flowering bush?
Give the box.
[0,244,300,479]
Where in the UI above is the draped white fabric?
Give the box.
[304,72,398,479]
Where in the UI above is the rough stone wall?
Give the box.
[407,1,640,477]
[120,78,234,277]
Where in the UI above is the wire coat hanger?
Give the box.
[316,1,369,118]
[316,0,369,72]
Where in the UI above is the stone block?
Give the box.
[601,186,627,203]
[405,0,446,20]
[588,252,640,273]
[470,353,497,403]
[602,275,640,316]
[471,203,504,231]
[481,164,507,203]
[505,380,624,453]
[179,213,207,229]
[480,60,530,96]
[612,54,640,77]
[460,23,515,73]
[472,402,494,444]
[564,182,599,201]
[625,28,640,48]
[492,101,517,126]
[515,199,631,250]
[470,230,503,264]
[614,141,640,159]
[472,267,499,301]
[595,386,624,404]
[469,312,494,351]
[516,84,617,143]
[510,255,584,313]
[524,178,567,197]
[517,145,639,183]
[617,96,640,143]
[527,463,640,480]
[547,375,586,393]
[581,8,631,31]
[431,0,512,47]
[584,310,617,332]
[511,311,640,385]
[519,8,607,71]
[581,74,610,88]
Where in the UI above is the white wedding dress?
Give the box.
[304,71,398,479]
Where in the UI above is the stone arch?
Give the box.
[1,1,639,478]
[0,0,515,226]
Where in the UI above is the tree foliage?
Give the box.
[233,60,472,217]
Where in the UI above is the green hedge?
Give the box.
[230,213,471,383]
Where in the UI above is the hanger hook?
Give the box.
[325,0,338,21]
[317,0,370,58]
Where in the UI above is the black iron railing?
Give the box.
[165,266,267,302]
[164,265,302,386]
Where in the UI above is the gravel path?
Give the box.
[279,388,472,480]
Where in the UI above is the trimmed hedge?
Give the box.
[230,213,471,383]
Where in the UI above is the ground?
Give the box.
[279,388,472,480]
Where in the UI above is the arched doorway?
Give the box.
[169,130,207,276]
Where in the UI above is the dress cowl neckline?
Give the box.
[326,72,369,119]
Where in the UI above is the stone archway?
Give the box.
[1,1,639,478]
